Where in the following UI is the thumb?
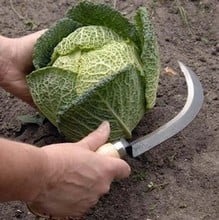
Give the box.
[79,121,110,151]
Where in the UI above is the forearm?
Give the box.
[0,138,48,202]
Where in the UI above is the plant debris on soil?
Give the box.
[0,0,218,219]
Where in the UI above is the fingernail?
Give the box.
[97,121,110,132]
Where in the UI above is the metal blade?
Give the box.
[126,61,204,157]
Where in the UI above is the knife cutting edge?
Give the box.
[96,61,204,158]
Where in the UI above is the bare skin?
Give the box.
[0,33,131,218]
[0,31,45,105]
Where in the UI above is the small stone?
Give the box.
[199,57,207,62]
[179,204,188,209]
[200,0,211,8]
[14,209,23,218]
[215,43,219,52]
[206,91,218,102]
[157,158,164,167]
[211,48,217,56]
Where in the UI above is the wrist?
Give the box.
[0,139,49,202]
[24,146,49,202]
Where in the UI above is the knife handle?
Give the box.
[96,139,128,158]
[96,143,121,158]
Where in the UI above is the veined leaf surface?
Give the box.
[27,67,77,126]
[33,18,82,69]
[66,1,140,47]
[134,7,160,109]
[58,65,145,142]
[28,2,160,142]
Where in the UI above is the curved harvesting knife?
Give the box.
[97,61,204,158]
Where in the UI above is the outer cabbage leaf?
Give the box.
[134,7,160,109]
[26,67,77,126]
[33,18,82,69]
[58,65,145,142]
[66,1,141,48]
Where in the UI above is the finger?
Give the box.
[79,121,110,151]
[106,157,131,180]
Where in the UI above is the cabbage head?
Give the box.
[27,1,160,142]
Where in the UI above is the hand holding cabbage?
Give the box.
[27,1,160,142]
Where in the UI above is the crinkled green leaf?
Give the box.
[58,65,145,142]
[52,25,122,60]
[26,67,77,126]
[51,25,143,96]
[76,41,143,95]
[66,1,141,48]
[51,25,123,70]
[134,7,160,110]
[52,50,81,73]
[33,18,82,69]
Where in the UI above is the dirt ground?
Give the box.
[0,0,218,219]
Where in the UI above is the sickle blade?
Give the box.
[128,61,204,157]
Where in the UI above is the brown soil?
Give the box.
[0,0,218,219]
